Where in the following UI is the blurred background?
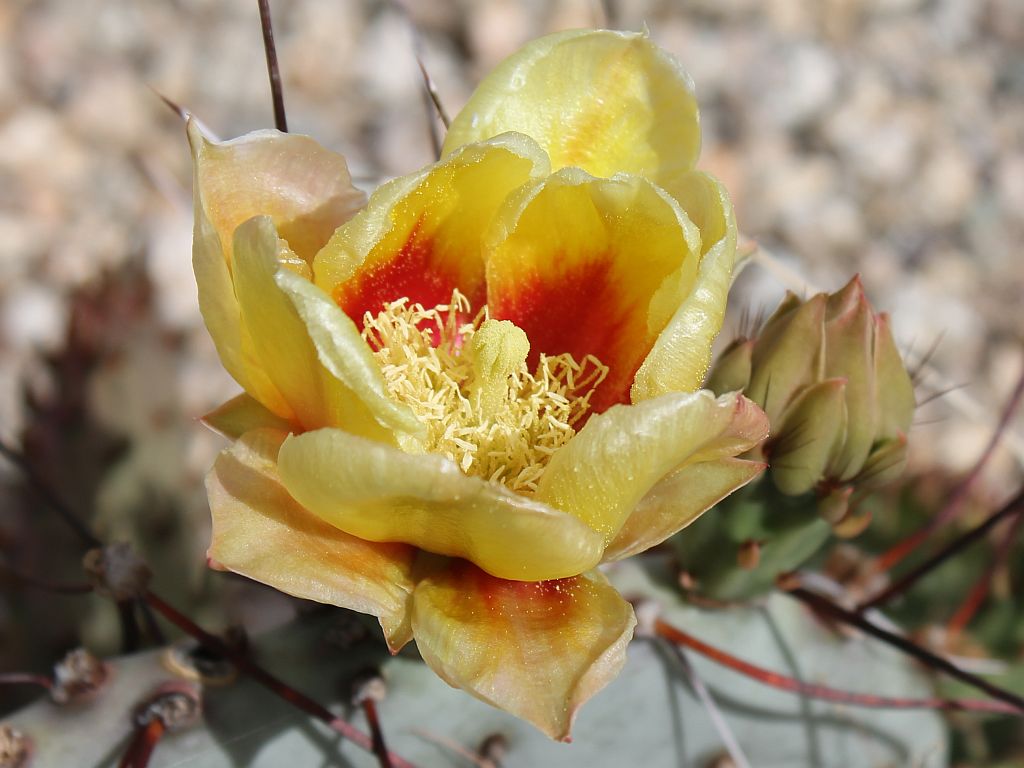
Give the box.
[1,0,1022,721]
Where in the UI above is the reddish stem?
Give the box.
[859,487,1024,612]
[143,591,417,768]
[947,511,1024,635]
[654,618,1020,716]
[875,367,1024,574]
[0,672,53,691]
[118,718,166,768]
[786,584,1024,713]
[363,699,394,768]
[0,562,92,594]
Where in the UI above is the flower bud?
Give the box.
[708,276,915,527]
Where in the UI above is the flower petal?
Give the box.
[188,119,365,416]
[188,119,365,264]
[486,168,701,410]
[603,458,766,561]
[314,134,548,322]
[201,393,293,440]
[231,217,415,439]
[443,30,700,184]
[207,428,416,650]
[277,427,604,581]
[535,391,769,545]
[411,561,635,741]
[631,171,739,401]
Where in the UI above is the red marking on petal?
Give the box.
[489,257,651,412]
[334,221,485,326]
[453,560,578,615]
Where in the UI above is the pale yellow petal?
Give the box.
[188,119,365,264]
[443,30,700,184]
[274,269,425,438]
[604,457,765,561]
[536,391,769,545]
[276,427,604,582]
[201,393,293,440]
[412,562,635,741]
[631,171,739,400]
[231,216,414,439]
[207,428,415,650]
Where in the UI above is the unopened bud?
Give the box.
[708,275,914,532]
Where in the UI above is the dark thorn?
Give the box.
[257,0,288,132]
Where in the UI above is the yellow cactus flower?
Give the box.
[191,29,769,740]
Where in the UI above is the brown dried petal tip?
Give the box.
[50,648,110,705]
[82,543,151,601]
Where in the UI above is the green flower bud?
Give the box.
[708,276,915,528]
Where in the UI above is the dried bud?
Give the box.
[708,276,915,529]
[82,542,151,601]
[0,725,32,768]
[50,648,110,704]
[162,638,238,687]
[133,681,202,732]
[350,669,387,706]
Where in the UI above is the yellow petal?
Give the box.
[231,217,415,439]
[314,134,548,320]
[443,30,700,184]
[188,119,365,264]
[631,171,739,400]
[188,118,364,416]
[275,269,425,438]
[604,458,766,562]
[536,391,769,545]
[486,168,701,411]
[201,393,293,440]
[411,562,635,741]
[276,427,604,581]
[207,428,416,650]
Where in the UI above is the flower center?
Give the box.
[362,291,608,493]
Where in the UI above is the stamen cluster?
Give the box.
[362,291,608,493]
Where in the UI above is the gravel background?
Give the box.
[1,0,1022,608]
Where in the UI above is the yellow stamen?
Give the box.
[362,291,608,493]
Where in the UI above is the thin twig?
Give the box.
[137,598,167,646]
[0,561,93,594]
[257,0,288,132]
[947,509,1024,635]
[363,698,394,768]
[415,54,450,129]
[2,437,412,766]
[420,85,442,159]
[409,729,493,768]
[874,367,1024,574]
[860,487,1024,611]
[783,584,1024,713]
[660,639,752,767]
[143,591,417,768]
[0,672,53,691]
[910,332,946,385]
[655,619,1020,716]
[118,718,166,768]
[0,439,99,548]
